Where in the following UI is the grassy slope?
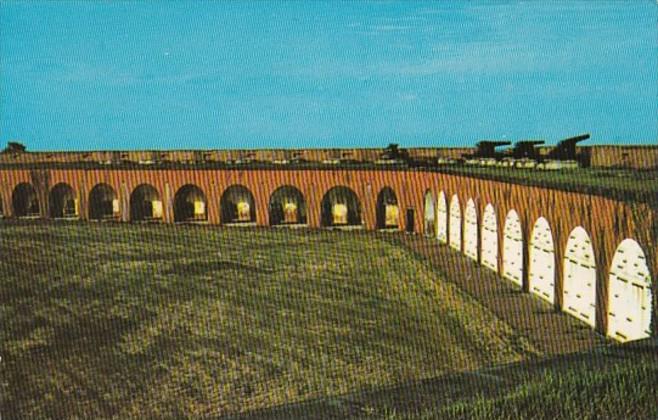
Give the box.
[0,223,534,417]
[439,166,658,203]
[247,344,658,419]
[430,348,658,420]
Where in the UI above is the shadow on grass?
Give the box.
[230,339,658,420]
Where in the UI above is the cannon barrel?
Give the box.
[558,133,590,145]
[549,133,590,161]
[476,140,512,147]
[514,140,545,147]
[464,140,512,159]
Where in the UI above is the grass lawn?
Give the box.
[437,166,658,204]
[252,343,658,419]
[0,222,535,418]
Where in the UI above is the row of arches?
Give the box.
[6,182,379,227]
[424,190,653,343]
[3,180,653,342]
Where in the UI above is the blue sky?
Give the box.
[1,1,656,151]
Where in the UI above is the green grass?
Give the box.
[0,222,535,418]
[430,352,658,420]
[248,345,658,419]
[2,223,656,419]
[438,166,658,204]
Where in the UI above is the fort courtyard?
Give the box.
[0,222,656,418]
[0,143,657,417]
[2,1,657,417]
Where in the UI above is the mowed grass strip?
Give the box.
[249,345,658,419]
[0,223,535,417]
[430,354,658,420]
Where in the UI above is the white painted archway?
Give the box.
[449,194,461,251]
[436,191,448,244]
[464,199,478,261]
[563,226,596,328]
[502,210,523,287]
[481,204,498,271]
[424,190,435,236]
[528,217,556,304]
[607,239,653,342]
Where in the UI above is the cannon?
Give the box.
[461,141,511,166]
[547,133,590,161]
[377,143,411,165]
[470,140,511,159]
[509,140,545,160]
[379,143,410,161]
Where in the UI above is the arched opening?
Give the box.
[423,190,435,236]
[174,184,207,223]
[320,186,361,227]
[376,187,399,229]
[269,185,306,226]
[607,239,652,342]
[528,217,556,304]
[449,194,461,251]
[49,183,78,219]
[436,191,448,243]
[12,183,40,218]
[481,204,498,271]
[464,199,478,261]
[89,183,119,221]
[130,184,163,222]
[221,185,256,224]
[502,209,523,287]
[563,226,597,327]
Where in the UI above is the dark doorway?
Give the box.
[269,185,307,226]
[130,184,162,222]
[89,184,118,220]
[376,187,399,229]
[49,183,77,218]
[406,208,415,233]
[174,184,207,222]
[12,183,40,218]
[220,185,256,224]
[320,186,362,227]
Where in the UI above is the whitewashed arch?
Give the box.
[464,199,478,261]
[481,204,498,271]
[563,226,597,328]
[607,239,653,342]
[528,217,556,304]
[449,194,461,251]
[436,191,448,244]
[424,190,435,236]
[502,209,523,287]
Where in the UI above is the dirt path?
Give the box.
[381,232,608,357]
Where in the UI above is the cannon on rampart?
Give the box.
[547,133,590,164]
